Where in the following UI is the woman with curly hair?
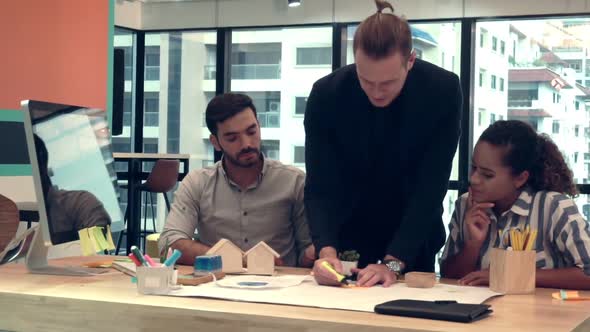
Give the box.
[440,120,590,289]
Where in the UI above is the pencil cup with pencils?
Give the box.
[490,227,537,294]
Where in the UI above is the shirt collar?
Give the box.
[506,186,534,217]
[217,153,267,190]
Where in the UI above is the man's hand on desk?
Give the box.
[312,246,344,286]
[459,269,489,286]
[352,264,398,287]
[300,244,316,268]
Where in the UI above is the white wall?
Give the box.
[115,0,142,30]
[116,0,590,30]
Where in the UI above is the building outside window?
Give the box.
[296,47,331,65]
[229,27,333,169]
[295,97,307,116]
[293,146,305,164]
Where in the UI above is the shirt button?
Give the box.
[243,211,247,216]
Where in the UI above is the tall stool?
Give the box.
[116,159,180,254]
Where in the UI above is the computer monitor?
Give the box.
[22,100,124,275]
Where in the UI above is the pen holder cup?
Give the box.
[136,266,175,295]
[489,248,536,294]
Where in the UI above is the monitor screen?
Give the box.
[25,100,124,245]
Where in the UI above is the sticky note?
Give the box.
[78,229,95,256]
[91,227,110,251]
[105,225,116,251]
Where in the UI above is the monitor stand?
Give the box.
[25,226,103,276]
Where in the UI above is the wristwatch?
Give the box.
[381,259,404,276]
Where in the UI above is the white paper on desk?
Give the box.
[168,276,502,312]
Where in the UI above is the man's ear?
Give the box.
[514,170,529,189]
[210,134,222,151]
[406,50,417,71]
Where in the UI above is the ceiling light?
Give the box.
[288,0,301,8]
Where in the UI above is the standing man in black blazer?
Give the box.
[305,0,462,287]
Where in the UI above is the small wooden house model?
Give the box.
[244,241,280,275]
[207,239,244,273]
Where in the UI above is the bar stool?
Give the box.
[0,194,19,255]
[116,159,180,254]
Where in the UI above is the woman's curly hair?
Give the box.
[479,120,578,197]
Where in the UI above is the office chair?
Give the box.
[116,159,180,254]
[0,194,20,254]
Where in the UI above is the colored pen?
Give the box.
[128,253,142,267]
[163,249,182,267]
[131,246,150,267]
[144,254,156,267]
[321,261,346,283]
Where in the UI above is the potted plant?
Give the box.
[339,250,360,276]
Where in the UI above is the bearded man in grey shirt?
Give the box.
[159,93,315,267]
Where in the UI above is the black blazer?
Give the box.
[303,59,462,271]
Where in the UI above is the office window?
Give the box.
[231,27,332,168]
[143,30,217,166]
[204,44,217,80]
[234,91,281,128]
[492,36,498,51]
[500,40,506,55]
[112,27,135,155]
[491,75,497,89]
[576,125,580,137]
[262,140,280,160]
[480,28,486,48]
[294,146,305,164]
[499,78,505,92]
[576,101,581,110]
[490,113,496,124]
[553,121,560,134]
[296,47,331,65]
[231,42,281,79]
[144,92,159,127]
[295,97,307,115]
[478,109,485,126]
[415,48,423,59]
[479,69,486,87]
[145,46,160,81]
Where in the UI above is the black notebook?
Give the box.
[374,300,492,323]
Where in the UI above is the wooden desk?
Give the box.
[0,257,589,332]
[113,153,190,253]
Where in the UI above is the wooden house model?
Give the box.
[244,241,280,275]
[207,239,245,273]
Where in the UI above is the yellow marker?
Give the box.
[321,261,346,283]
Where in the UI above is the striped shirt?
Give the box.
[440,187,590,275]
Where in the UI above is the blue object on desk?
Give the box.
[194,255,222,276]
[163,249,182,267]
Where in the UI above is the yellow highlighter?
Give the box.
[321,261,346,283]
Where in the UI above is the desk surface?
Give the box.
[113,152,191,160]
[0,256,589,332]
